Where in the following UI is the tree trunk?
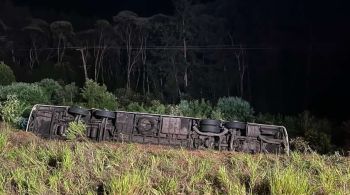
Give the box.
[78,48,89,81]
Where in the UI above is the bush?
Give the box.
[0,83,49,105]
[166,105,181,116]
[81,79,117,110]
[36,79,63,104]
[0,95,29,126]
[178,99,213,118]
[115,88,154,109]
[297,111,333,154]
[340,120,350,151]
[216,97,254,121]
[61,83,79,105]
[126,102,147,112]
[290,137,312,153]
[66,121,86,140]
[0,61,15,86]
[255,113,284,125]
[256,111,333,154]
[211,108,224,120]
[147,100,167,114]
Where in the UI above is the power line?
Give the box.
[10,45,273,51]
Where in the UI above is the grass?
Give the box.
[0,124,349,194]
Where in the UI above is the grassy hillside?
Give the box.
[0,123,349,195]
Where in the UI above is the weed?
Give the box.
[48,170,61,193]
[269,163,312,195]
[58,146,74,171]
[66,121,86,140]
[0,95,28,126]
[217,166,246,195]
[0,133,7,153]
[107,169,151,194]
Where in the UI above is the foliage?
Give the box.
[147,100,167,114]
[0,61,16,86]
[340,120,350,151]
[126,102,147,112]
[81,80,117,110]
[269,164,312,195]
[66,121,86,140]
[59,83,79,105]
[16,117,29,129]
[297,111,333,154]
[177,99,213,118]
[255,113,285,125]
[210,108,224,120]
[166,105,182,116]
[0,95,28,126]
[115,88,154,109]
[36,78,63,104]
[216,97,254,121]
[289,137,312,153]
[0,82,49,105]
[257,111,333,154]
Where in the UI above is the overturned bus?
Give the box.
[26,104,290,155]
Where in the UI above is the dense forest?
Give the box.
[0,0,350,153]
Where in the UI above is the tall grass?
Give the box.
[217,166,246,195]
[107,169,151,194]
[269,164,312,195]
[0,126,349,194]
[0,133,7,153]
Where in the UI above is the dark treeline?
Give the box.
[1,0,350,119]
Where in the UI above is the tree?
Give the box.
[81,79,117,110]
[173,0,193,89]
[229,35,247,98]
[50,21,74,65]
[113,11,148,91]
[76,20,115,82]
[22,18,50,69]
[216,97,254,121]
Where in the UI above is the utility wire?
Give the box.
[9,45,273,51]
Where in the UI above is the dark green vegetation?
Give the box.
[0,124,349,194]
[0,61,15,85]
[0,73,349,154]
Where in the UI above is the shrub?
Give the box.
[81,79,117,110]
[61,83,79,105]
[290,137,312,153]
[211,109,224,120]
[66,121,86,140]
[178,99,212,118]
[115,88,154,109]
[256,111,333,154]
[126,102,147,112]
[216,97,254,121]
[0,82,49,105]
[0,95,29,126]
[36,79,63,104]
[0,61,15,86]
[340,120,350,151]
[166,105,181,116]
[255,113,284,125]
[147,100,166,114]
[297,111,333,154]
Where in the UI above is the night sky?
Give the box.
[14,0,175,19]
[4,0,350,121]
